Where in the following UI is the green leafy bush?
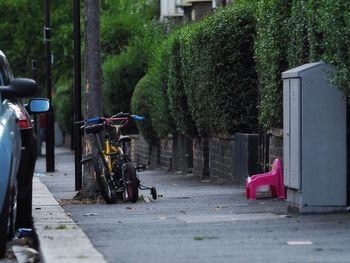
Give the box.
[180,4,258,135]
[167,30,197,136]
[145,42,175,138]
[102,47,147,116]
[313,0,350,94]
[131,74,157,143]
[254,0,291,128]
[287,0,310,68]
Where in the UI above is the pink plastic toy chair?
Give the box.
[245,159,285,200]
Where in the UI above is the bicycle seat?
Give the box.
[118,135,131,144]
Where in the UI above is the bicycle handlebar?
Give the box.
[81,112,144,127]
[131,115,145,121]
[86,117,103,124]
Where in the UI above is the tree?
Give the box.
[78,0,102,198]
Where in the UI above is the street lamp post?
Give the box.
[44,0,55,172]
[74,0,83,190]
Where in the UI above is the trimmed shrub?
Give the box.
[167,31,197,136]
[181,4,258,135]
[254,0,291,128]
[102,47,147,116]
[145,42,175,138]
[287,0,310,68]
[315,0,350,94]
[307,0,325,62]
[131,74,157,143]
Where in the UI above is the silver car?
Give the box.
[0,51,47,257]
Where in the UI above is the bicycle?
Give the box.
[80,112,157,204]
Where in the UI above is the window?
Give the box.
[0,56,13,86]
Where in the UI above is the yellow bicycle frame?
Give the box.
[103,139,121,173]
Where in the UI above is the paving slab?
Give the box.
[32,177,107,263]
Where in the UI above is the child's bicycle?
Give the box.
[80,112,157,204]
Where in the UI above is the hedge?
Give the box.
[287,0,310,68]
[314,0,350,95]
[133,0,350,138]
[167,30,197,136]
[254,0,291,128]
[131,74,158,143]
[180,4,258,135]
[102,47,146,116]
[256,0,350,128]
[144,42,175,139]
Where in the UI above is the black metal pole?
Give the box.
[45,0,55,172]
[74,0,83,190]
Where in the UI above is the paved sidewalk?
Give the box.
[34,147,350,263]
[33,148,106,263]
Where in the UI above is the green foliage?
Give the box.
[287,0,310,68]
[101,0,160,57]
[306,0,324,62]
[180,4,258,135]
[101,0,164,125]
[131,75,157,143]
[254,0,291,128]
[147,43,175,138]
[313,0,350,94]
[102,47,146,116]
[51,1,74,87]
[53,79,73,134]
[0,0,44,82]
[167,31,197,135]
[0,0,76,135]
[131,39,176,140]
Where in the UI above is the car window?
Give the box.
[0,55,14,86]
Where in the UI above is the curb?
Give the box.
[32,177,107,263]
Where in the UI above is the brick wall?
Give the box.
[132,135,174,170]
[133,135,148,166]
[268,128,283,165]
[172,135,193,173]
[193,137,209,179]
[208,136,235,183]
[160,135,173,171]
[134,136,264,185]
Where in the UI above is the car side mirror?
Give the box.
[0,78,38,99]
[26,99,50,114]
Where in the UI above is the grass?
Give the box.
[44,224,67,230]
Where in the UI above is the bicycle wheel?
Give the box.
[94,153,117,204]
[123,163,139,203]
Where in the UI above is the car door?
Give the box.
[0,94,21,210]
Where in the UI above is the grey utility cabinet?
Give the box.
[282,62,347,213]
